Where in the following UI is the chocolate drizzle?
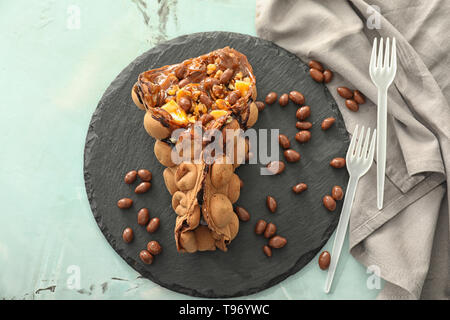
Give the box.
[134,47,257,132]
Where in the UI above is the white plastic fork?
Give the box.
[324,125,376,293]
[369,37,397,210]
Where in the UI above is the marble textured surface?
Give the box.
[0,0,382,299]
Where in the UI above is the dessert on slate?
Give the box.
[131,47,259,253]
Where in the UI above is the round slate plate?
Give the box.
[84,32,349,298]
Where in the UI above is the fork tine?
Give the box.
[377,38,384,68]
[384,38,390,68]
[361,127,371,159]
[367,129,377,160]
[348,125,359,158]
[391,37,397,70]
[355,126,365,158]
[370,38,377,71]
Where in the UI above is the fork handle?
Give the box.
[377,88,388,210]
[324,175,359,293]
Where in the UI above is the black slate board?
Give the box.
[84,32,349,298]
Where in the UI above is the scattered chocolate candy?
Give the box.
[337,87,353,99]
[255,101,265,112]
[264,223,277,239]
[124,170,137,184]
[137,169,152,182]
[269,235,287,249]
[203,77,219,91]
[323,69,333,83]
[117,198,133,209]
[147,241,162,255]
[308,60,324,72]
[235,206,250,222]
[330,157,346,168]
[178,78,189,88]
[266,161,285,175]
[265,92,278,104]
[137,208,150,226]
[200,113,214,125]
[295,130,311,143]
[146,217,160,233]
[284,149,301,162]
[139,250,154,264]
[135,182,151,194]
[310,68,324,82]
[321,117,336,130]
[279,93,289,106]
[345,99,359,112]
[353,90,366,104]
[278,134,291,149]
[296,106,311,120]
[292,183,308,194]
[199,94,213,109]
[289,91,305,105]
[227,90,241,105]
[296,121,312,130]
[263,245,272,257]
[323,195,336,211]
[122,227,134,243]
[255,220,267,235]
[178,96,192,112]
[319,251,331,270]
[331,186,344,201]
[266,196,277,213]
[220,68,234,84]
[175,64,186,80]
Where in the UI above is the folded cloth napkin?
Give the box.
[256,0,450,299]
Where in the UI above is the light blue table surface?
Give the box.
[0,0,381,299]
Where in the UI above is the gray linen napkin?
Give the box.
[256,0,450,299]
